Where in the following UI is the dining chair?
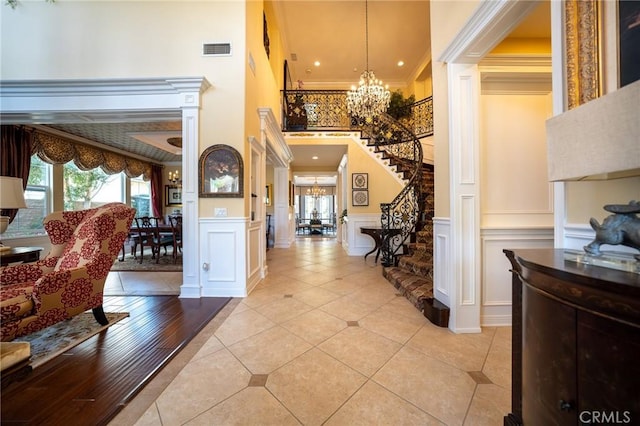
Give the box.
[134,217,173,264]
[168,215,182,264]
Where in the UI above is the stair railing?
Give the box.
[358,113,423,266]
[282,90,434,138]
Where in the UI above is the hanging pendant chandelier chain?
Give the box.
[365,0,369,72]
[346,0,390,120]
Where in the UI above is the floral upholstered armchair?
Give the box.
[0,203,135,341]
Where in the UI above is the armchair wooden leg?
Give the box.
[92,305,109,326]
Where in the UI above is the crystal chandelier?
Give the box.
[306,178,326,199]
[346,0,390,120]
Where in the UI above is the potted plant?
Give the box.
[387,90,416,120]
[339,209,348,224]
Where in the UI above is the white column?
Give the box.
[179,103,201,297]
[447,63,481,333]
[274,167,292,248]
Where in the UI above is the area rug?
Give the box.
[14,312,129,368]
[110,251,182,272]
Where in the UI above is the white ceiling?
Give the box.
[5,1,550,176]
[272,0,432,89]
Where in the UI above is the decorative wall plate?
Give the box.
[353,190,369,206]
[352,173,368,189]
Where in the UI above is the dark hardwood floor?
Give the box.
[1,295,231,426]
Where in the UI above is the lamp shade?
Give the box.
[0,176,27,209]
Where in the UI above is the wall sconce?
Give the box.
[168,170,182,187]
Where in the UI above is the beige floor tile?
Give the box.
[359,306,426,344]
[242,286,289,309]
[104,273,123,293]
[344,284,398,310]
[482,329,512,389]
[301,263,330,273]
[464,384,511,426]
[214,308,276,346]
[134,403,162,426]
[253,296,313,324]
[228,326,312,374]
[185,387,301,425]
[122,238,512,426]
[382,296,430,322]
[267,348,367,425]
[296,271,341,286]
[281,309,347,345]
[191,335,225,362]
[407,324,495,371]
[326,380,444,426]
[154,349,251,425]
[319,296,378,321]
[319,326,402,377]
[319,278,367,296]
[292,286,342,307]
[373,346,476,426]
[230,301,251,315]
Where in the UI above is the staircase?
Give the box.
[280,90,446,327]
[359,114,449,328]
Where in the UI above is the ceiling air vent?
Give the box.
[203,43,231,56]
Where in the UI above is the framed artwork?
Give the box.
[352,190,369,207]
[619,0,640,87]
[265,184,272,206]
[352,172,368,189]
[199,144,244,198]
[165,185,182,206]
[565,0,603,109]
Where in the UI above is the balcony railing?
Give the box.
[282,90,434,139]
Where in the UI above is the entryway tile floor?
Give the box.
[104,271,182,296]
[111,238,511,425]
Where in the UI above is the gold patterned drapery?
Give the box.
[32,131,153,180]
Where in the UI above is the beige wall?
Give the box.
[480,93,554,228]
[1,1,286,220]
[346,141,402,213]
[566,178,640,224]
[430,0,480,218]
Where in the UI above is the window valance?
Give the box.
[33,131,153,180]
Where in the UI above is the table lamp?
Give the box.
[0,176,28,251]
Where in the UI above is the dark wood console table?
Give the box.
[360,227,401,263]
[0,246,43,266]
[504,249,640,425]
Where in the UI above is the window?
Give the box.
[3,156,51,239]
[130,176,151,217]
[63,163,123,210]
[300,194,335,221]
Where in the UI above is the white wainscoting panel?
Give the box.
[344,213,381,257]
[433,218,451,309]
[247,223,263,294]
[199,217,248,297]
[481,227,553,326]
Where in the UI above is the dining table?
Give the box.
[121,223,176,261]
